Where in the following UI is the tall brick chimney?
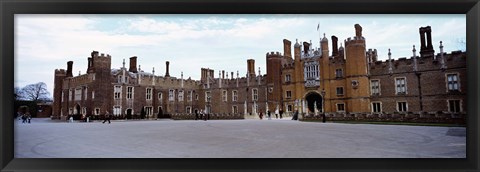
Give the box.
[283,39,292,59]
[419,26,434,57]
[66,61,73,77]
[331,35,338,56]
[303,42,310,54]
[129,56,138,73]
[247,59,255,78]
[165,61,170,77]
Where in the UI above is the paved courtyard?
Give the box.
[14,118,466,158]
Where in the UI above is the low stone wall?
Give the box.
[301,112,466,124]
[171,113,244,120]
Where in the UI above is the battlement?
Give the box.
[282,62,295,69]
[64,73,94,88]
[370,50,466,74]
[266,51,282,58]
[55,69,66,75]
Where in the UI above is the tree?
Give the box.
[457,38,466,52]
[21,82,50,102]
[14,87,25,100]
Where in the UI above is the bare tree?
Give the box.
[21,82,50,102]
[14,86,25,100]
[457,38,466,52]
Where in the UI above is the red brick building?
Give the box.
[52,24,466,120]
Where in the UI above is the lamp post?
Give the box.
[321,89,326,123]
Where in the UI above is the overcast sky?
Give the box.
[14,14,466,98]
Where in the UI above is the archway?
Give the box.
[305,92,322,113]
[126,109,132,119]
[75,104,81,120]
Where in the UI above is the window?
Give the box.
[75,88,82,101]
[84,87,87,100]
[232,106,238,114]
[92,91,95,99]
[287,105,293,112]
[69,89,72,101]
[124,76,129,84]
[187,91,192,102]
[157,92,162,101]
[145,106,153,117]
[195,94,199,100]
[186,106,192,113]
[371,80,380,95]
[372,102,382,113]
[252,88,258,101]
[395,77,406,94]
[285,74,291,82]
[232,90,238,102]
[336,87,344,96]
[117,75,122,83]
[335,68,343,78]
[178,90,184,102]
[114,86,122,99]
[447,74,459,91]
[222,90,228,102]
[113,106,121,116]
[397,102,407,112]
[146,88,152,100]
[82,107,86,115]
[286,91,292,99]
[95,108,100,115]
[205,91,211,102]
[127,87,134,99]
[61,91,64,102]
[169,89,175,101]
[448,100,461,112]
[337,103,345,112]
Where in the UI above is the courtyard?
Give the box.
[14,118,466,158]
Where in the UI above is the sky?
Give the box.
[14,14,466,98]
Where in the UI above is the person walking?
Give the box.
[102,111,111,124]
[26,112,31,123]
[195,110,199,120]
[267,110,271,120]
[21,113,27,123]
[259,112,263,120]
[292,110,298,120]
[279,109,283,119]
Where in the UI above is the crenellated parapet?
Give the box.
[63,73,95,89]
[370,50,466,75]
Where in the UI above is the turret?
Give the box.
[247,59,255,78]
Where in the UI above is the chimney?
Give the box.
[303,42,310,54]
[231,72,234,79]
[86,58,92,73]
[165,61,170,77]
[331,36,338,56]
[222,70,225,79]
[66,61,73,77]
[426,26,433,50]
[283,39,292,59]
[247,59,255,78]
[129,56,138,73]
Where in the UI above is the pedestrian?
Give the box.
[21,113,27,123]
[292,110,298,120]
[275,112,278,119]
[322,113,326,123]
[102,111,111,124]
[279,109,283,119]
[259,112,263,120]
[267,110,271,120]
[195,110,199,120]
[26,112,31,123]
[69,116,74,123]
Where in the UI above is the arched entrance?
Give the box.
[126,109,132,119]
[305,92,322,113]
[75,104,81,120]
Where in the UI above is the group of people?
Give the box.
[195,109,209,121]
[16,112,32,124]
[259,110,285,120]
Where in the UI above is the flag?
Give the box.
[317,23,320,31]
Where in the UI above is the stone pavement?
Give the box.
[14,118,466,158]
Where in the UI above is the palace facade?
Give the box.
[52,24,466,120]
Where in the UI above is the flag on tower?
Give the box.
[317,23,320,31]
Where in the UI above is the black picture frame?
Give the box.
[1,0,478,171]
